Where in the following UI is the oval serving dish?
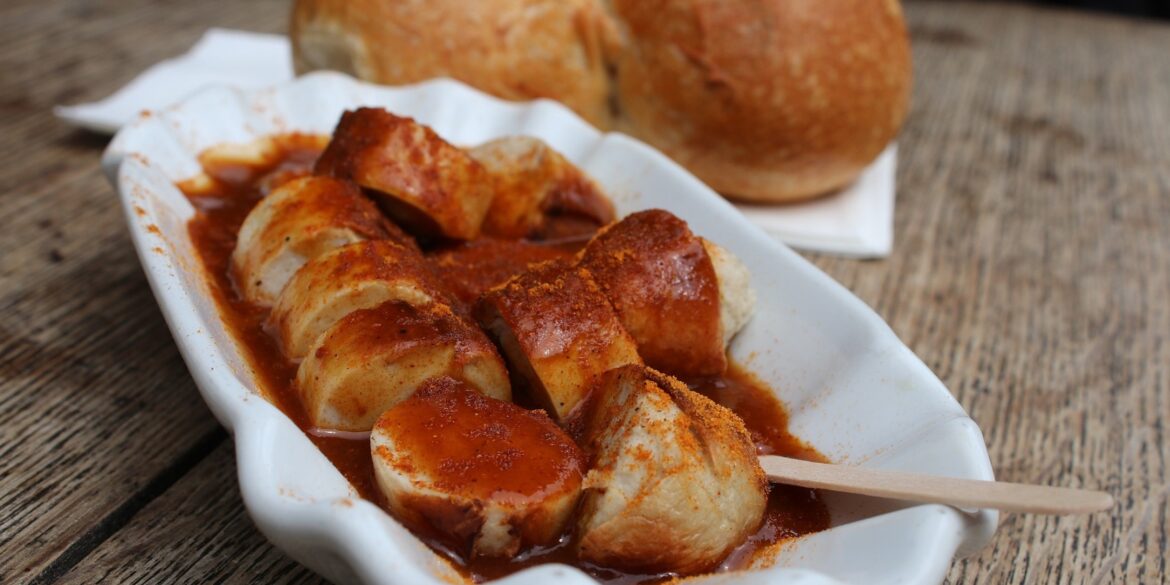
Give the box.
[102,71,997,585]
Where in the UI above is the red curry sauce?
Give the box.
[181,134,830,584]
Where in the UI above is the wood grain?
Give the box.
[56,443,325,585]
[0,1,1165,584]
[0,1,287,583]
[811,3,1170,583]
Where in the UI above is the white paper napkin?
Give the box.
[58,28,896,257]
[55,29,294,134]
[735,145,897,257]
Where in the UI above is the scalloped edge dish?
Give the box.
[102,71,997,585]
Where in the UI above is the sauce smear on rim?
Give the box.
[181,134,830,584]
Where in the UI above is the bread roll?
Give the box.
[291,0,618,127]
[609,0,911,202]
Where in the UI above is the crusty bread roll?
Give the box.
[609,0,911,202]
[291,0,617,128]
[291,0,910,203]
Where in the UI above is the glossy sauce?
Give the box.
[428,238,582,308]
[181,135,830,584]
[378,378,583,499]
[182,134,385,502]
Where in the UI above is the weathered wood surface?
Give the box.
[57,444,323,585]
[819,4,1169,583]
[0,1,291,583]
[0,1,1165,584]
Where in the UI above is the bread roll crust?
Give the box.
[291,0,618,128]
[610,0,911,202]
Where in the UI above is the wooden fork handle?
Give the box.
[760,455,1113,515]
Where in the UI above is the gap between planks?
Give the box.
[26,428,227,585]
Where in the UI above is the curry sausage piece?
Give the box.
[231,176,412,306]
[469,136,615,239]
[270,240,446,360]
[315,108,494,240]
[574,365,767,574]
[297,301,510,431]
[475,260,642,421]
[371,377,584,558]
[578,209,755,376]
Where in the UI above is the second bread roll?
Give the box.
[609,0,911,202]
[291,0,912,203]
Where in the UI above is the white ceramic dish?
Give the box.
[102,72,997,585]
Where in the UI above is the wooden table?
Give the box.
[1,1,1166,583]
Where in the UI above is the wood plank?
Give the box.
[0,1,289,583]
[810,3,1169,583]
[0,111,229,585]
[56,443,325,585]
